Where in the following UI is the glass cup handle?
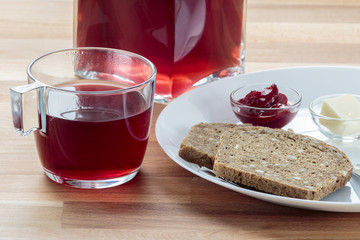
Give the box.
[10,82,47,136]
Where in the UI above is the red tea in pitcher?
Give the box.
[74,0,246,101]
[34,83,152,181]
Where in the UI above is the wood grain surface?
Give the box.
[1,0,360,239]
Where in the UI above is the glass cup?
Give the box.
[74,0,247,103]
[10,48,157,189]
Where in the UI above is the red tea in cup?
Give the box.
[34,82,152,181]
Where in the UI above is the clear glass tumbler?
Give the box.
[10,48,157,189]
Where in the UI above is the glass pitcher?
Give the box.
[74,0,247,103]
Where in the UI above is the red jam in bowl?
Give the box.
[231,84,301,128]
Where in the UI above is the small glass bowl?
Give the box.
[230,83,302,128]
[309,94,360,141]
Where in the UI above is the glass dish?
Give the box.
[309,94,360,142]
[230,83,302,128]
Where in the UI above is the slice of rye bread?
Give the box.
[178,122,253,168]
[213,126,353,200]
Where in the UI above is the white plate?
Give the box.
[155,66,360,212]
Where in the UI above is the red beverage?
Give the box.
[34,83,152,181]
[75,0,245,100]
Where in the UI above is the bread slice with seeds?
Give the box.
[178,123,240,169]
[213,126,353,200]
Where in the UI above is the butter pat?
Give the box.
[320,94,360,136]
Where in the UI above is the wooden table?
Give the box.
[1,0,360,239]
